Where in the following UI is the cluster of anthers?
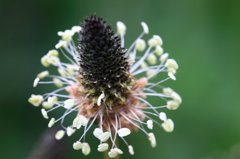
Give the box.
[29,15,181,158]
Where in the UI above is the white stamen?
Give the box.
[117,128,131,137]
[141,22,149,34]
[66,127,76,136]
[48,118,55,128]
[155,46,163,56]
[93,128,103,139]
[147,120,153,129]
[41,109,48,119]
[99,131,111,142]
[64,99,75,109]
[73,141,82,150]
[117,21,126,36]
[159,112,167,121]
[153,35,163,46]
[135,39,146,51]
[167,100,180,110]
[168,72,176,80]
[55,130,65,140]
[148,133,156,147]
[33,77,40,87]
[160,53,169,63]
[162,119,174,132]
[97,143,109,152]
[28,94,43,107]
[82,142,91,156]
[37,71,49,79]
[97,92,105,106]
[128,145,134,155]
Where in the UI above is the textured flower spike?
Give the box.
[29,15,182,157]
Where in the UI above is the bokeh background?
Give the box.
[1,0,240,159]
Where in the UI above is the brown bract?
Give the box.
[66,77,148,131]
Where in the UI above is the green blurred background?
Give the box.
[1,0,240,158]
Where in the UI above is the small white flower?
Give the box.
[153,35,163,46]
[147,54,157,65]
[82,142,91,156]
[55,130,65,140]
[97,143,109,152]
[117,128,131,137]
[33,77,40,87]
[41,109,48,119]
[128,145,134,155]
[147,120,153,129]
[160,53,169,63]
[148,133,156,148]
[37,71,49,79]
[48,118,55,128]
[135,39,146,51]
[53,78,63,87]
[99,131,111,142]
[97,92,105,106]
[73,141,82,150]
[162,119,174,132]
[159,112,167,121]
[117,21,126,36]
[167,100,180,110]
[64,99,75,109]
[28,94,43,107]
[155,46,163,56]
[141,22,149,34]
[66,127,76,136]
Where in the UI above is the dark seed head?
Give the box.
[78,15,133,106]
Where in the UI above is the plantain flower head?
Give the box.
[29,15,182,158]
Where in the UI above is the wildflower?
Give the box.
[29,15,182,157]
